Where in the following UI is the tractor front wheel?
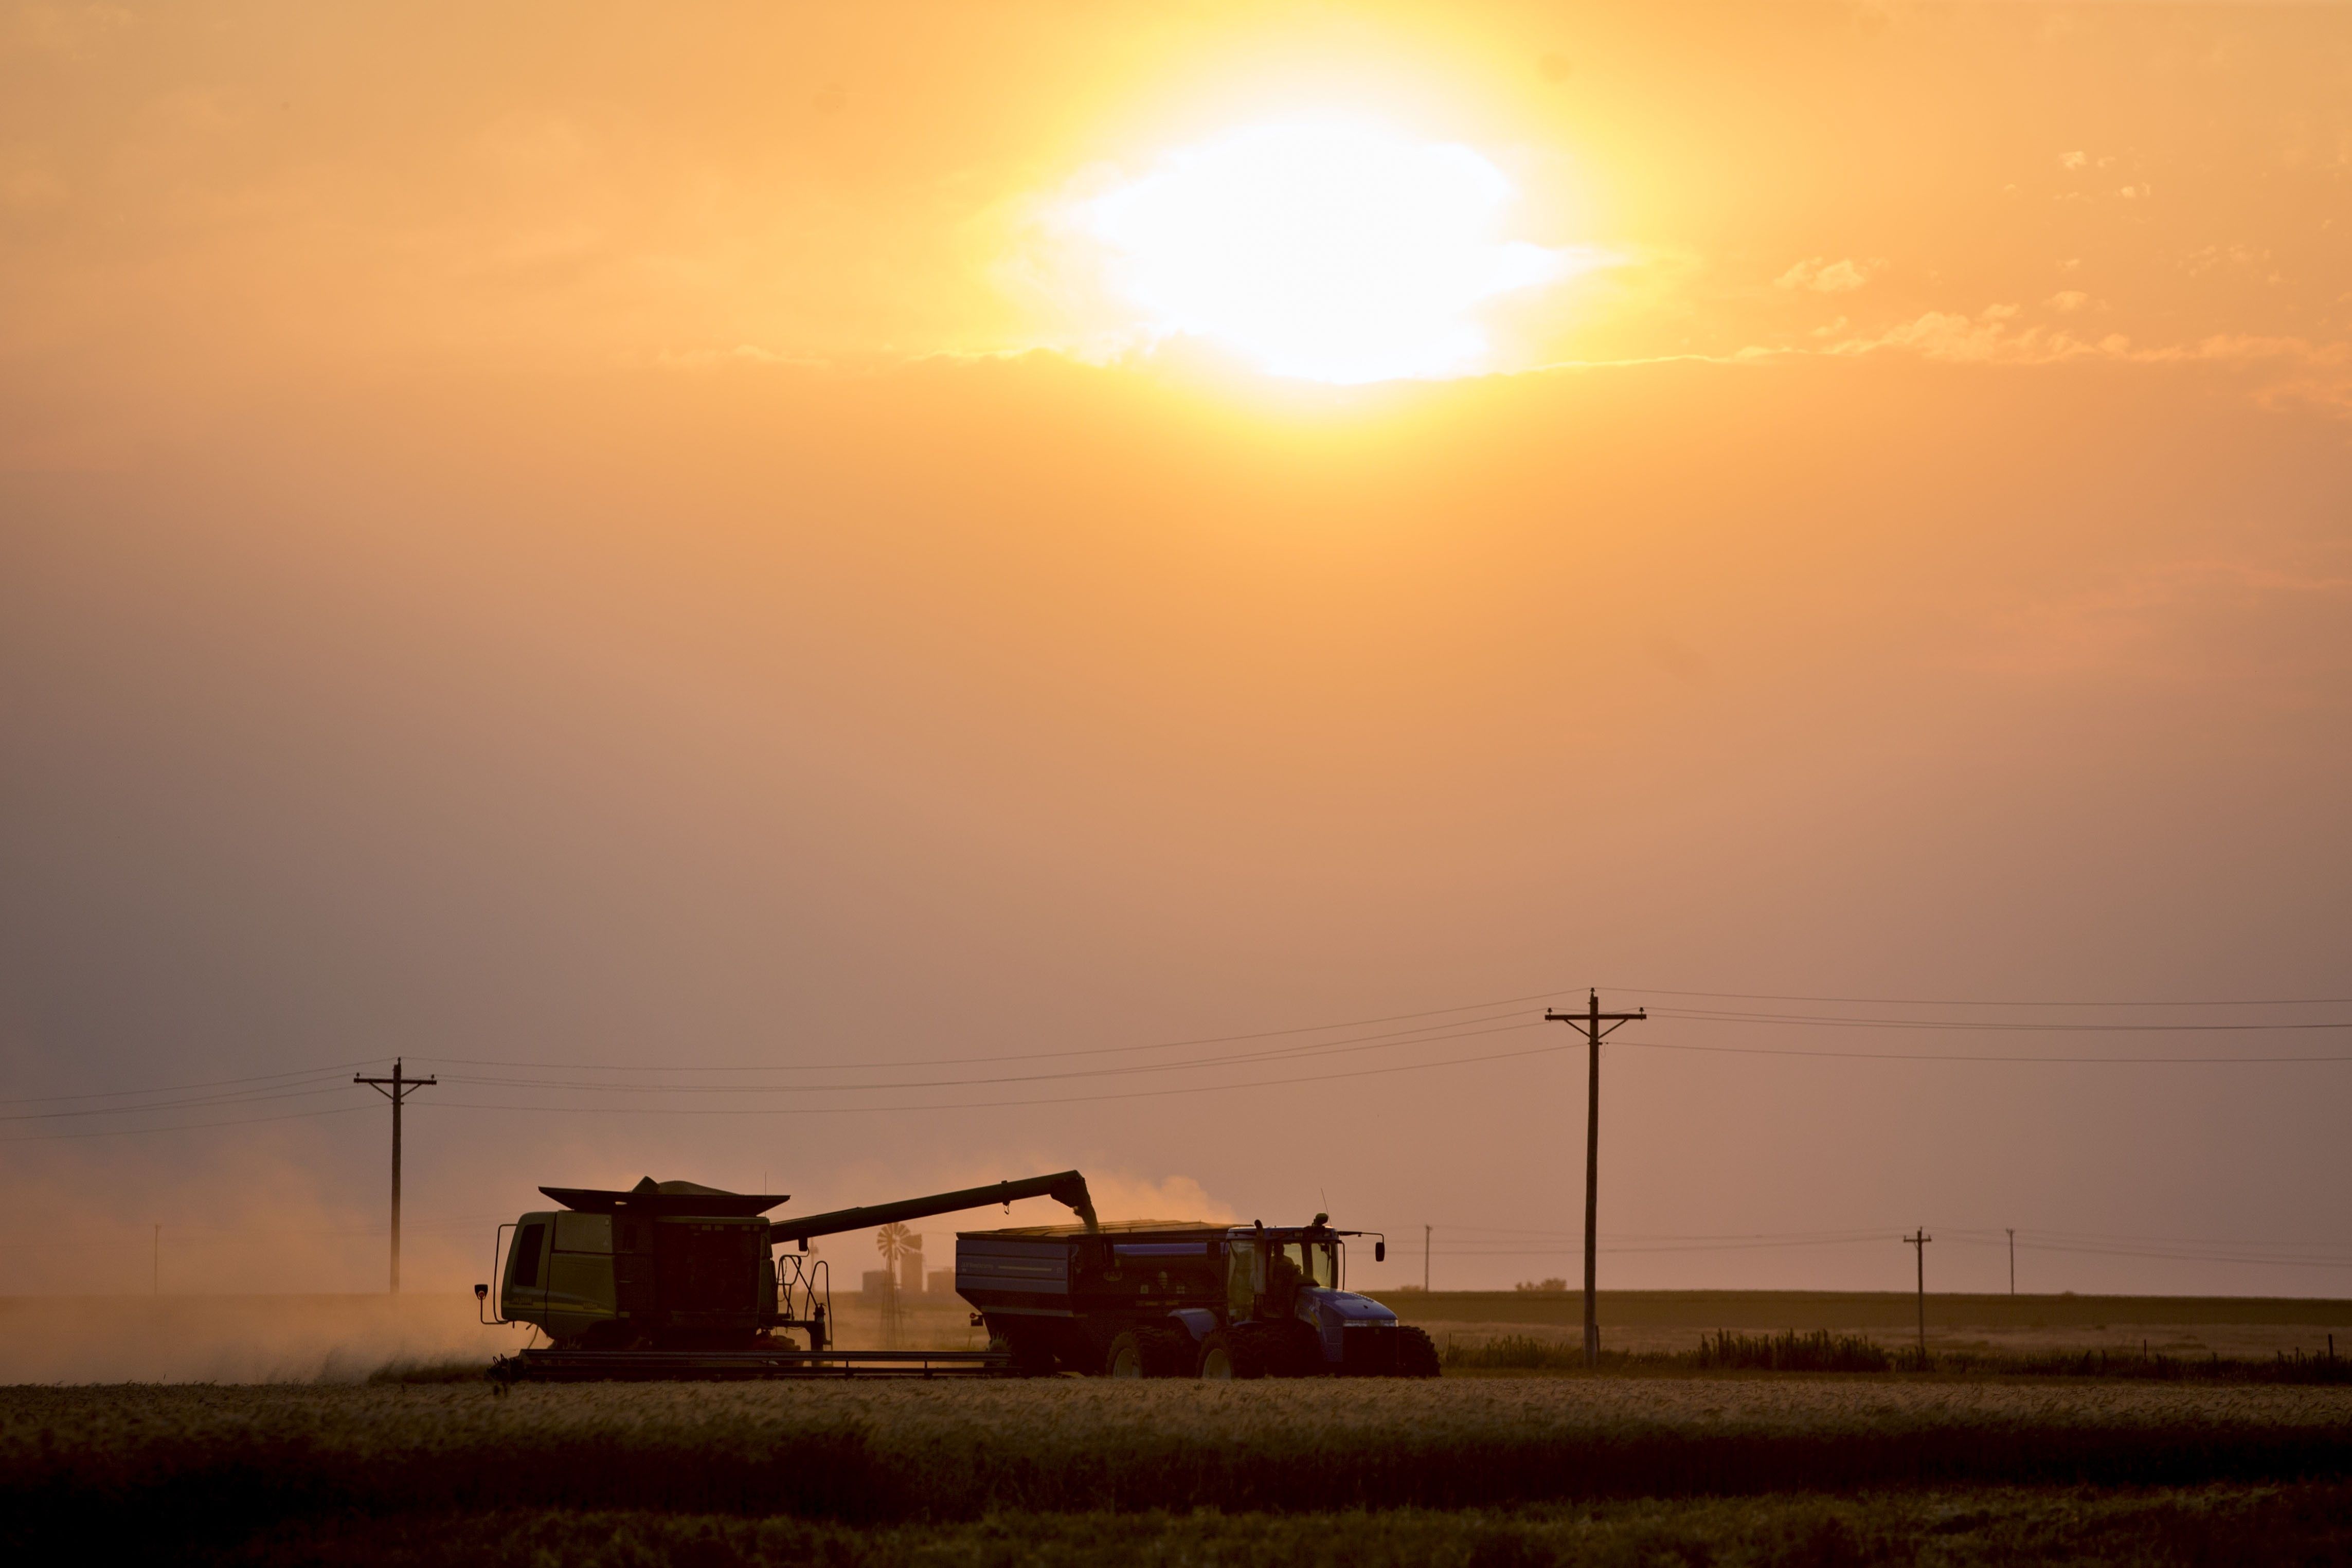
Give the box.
[1393,1325,1441,1378]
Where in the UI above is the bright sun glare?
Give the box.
[1075,119,1584,385]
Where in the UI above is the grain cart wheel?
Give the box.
[1196,1328,1267,1380]
[1394,1325,1442,1378]
[1105,1330,1148,1378]
[996,1329,1058,1377]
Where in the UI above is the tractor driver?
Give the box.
[1265,1244,1307,1310]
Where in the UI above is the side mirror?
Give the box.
[474,1283,488,1300]
[1374,1242,1386,1263]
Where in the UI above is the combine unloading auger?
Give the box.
[768,1170,1098,1249]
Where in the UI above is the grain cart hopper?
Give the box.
[957,1213,1439,1377]
[481,1170,1097,1379]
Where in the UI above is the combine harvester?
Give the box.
[481,1168,1436,1380]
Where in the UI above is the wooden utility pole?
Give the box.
[152,1223,159,1297]
[1905,1228,1932,1364]
[1545,990,1647,1368]
[354,1059,436,1294]
[1423,1224,1432,1292]
[2006,1228,2016,1295]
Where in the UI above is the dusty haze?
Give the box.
[3,1,2349,1309]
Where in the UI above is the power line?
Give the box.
[1614,985,2352,1008]
[0,1080,364,1122]
[1649,1007,2352,1033]
[1628,1039,2352,1065]
[424,987,1589,1074]
[430,1017,1544,1096]
[17,1023,2351,1144]
[0,1103,377,1143]
[0,1026,1548,1137]
[18,976,2352,1145]
[430,1036,1583,1116]
[0,1058,382,1108]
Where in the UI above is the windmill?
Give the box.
[877,1222,914,1272]
[876,1223,914,1346]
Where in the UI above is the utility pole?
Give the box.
[2006,1228,2016,1296]
[152,1223,159,1297]
[1423,1224,1432,1292]
[354,1059,436,1294]
[1545,990,1647,1368]
[1905,1229,1932,1365]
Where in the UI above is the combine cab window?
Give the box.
[512,1223,546,1288]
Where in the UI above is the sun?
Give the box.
[1069,118,1590,385]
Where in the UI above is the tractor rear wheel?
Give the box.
[1105,1330,1148,1378]
[1196,1327,1267,1380]
[1394,1325,1441,1378]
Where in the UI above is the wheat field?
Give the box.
[8,1377,2348,1533]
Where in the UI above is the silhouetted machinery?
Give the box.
[480,1170,1097,1379]
[960,1216,1438,1378]
[481,1168,1434,1380]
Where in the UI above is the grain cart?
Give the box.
[480,1170,1097,1379]
[957,1214,1439,1378]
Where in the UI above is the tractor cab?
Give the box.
[1224,1217,1404,1367]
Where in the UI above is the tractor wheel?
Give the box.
[1105,1330,1148,1378]
[1138,1324,1192,1378]
[1393,1325,1442,1378]
[1196,1327,1267,1380]
[1263,1319,1322,1378]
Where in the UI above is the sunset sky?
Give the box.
[4,1,2349,1300]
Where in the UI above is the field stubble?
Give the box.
[6,1376,2349,1550]
[214,1485,2352,1568]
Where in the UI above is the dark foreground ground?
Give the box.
[8,1377,2350,1564]
[220,1485,2352,1566]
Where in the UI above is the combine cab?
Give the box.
[496,1180,790,1350]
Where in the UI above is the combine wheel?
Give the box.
[1393,1325,1441,1378]
[1196,1328,1267,1380]
[1105,1331,1148,1378]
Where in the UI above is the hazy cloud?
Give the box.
[1775,256,1884,293]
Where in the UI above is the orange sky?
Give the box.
[3,2,2349,1299]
